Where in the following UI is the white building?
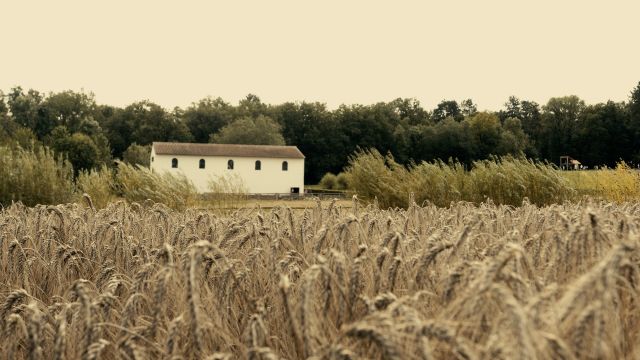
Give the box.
[150,142,305,194]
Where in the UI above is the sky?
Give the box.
[1,0,639,111]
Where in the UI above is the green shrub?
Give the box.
[336,172,351,190]
[122,143,151,167]
[319,172,338,190]
[114,161,198,210]
[0,145,74,206]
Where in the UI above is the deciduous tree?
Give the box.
[210,115,285,145]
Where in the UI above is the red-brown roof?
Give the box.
[152,142,305,159]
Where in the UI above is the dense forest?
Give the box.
[1,82,639,183]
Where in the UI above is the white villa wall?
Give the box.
[150,148,304,194]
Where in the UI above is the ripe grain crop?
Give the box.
[1,198,639,359]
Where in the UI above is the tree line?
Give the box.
[1,83,639,183]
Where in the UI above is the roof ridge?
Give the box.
[152,142,305,159]
[153,141,297,147]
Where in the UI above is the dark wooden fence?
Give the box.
[247,191,347,200]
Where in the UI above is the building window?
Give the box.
[151,156,154,162]
[255,160,261,170]
[282,161,288,171]
[227,159,234,170]
[199,159,205,169]
[171,158,178,168]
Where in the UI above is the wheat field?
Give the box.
[1,197,639,359]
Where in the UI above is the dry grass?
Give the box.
[75,165,117,209]
[563,164,640,203]
[1,198,640,359]
[346,149,576,208]
[211,198,353,210]
[114,161,199,210]
[0,145,74,207]
[347,149,640,209]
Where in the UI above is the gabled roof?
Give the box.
[152,142,305,159]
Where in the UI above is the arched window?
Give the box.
[227,159,234,170]
[171,158,178,168]
[255,160,261,170]
[199,159,205,169]
[282,161,288,171]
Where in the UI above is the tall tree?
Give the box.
[431,118,475,163]
[272,102,346,182]
[390,98,430,125]
[50,126,102,174]
[629,82,640,162]
[467,112,503,159]
[183,97,234,143]
[499,96,542,153]
[40,90,98,133]
[574,101,630,167]
[210,115,285,145]
[102,101,192,158]
[7,87,45,137]
[539,95,585,162]
[432,100,463,122]
[122,143,151,167]
[129,101,193,145]
[460,99,478,117]
[498,117,530,155]
[237,94,269,118]
[0,114,38,148]
[519,100,542,139]
[501,96,522,120]
[335,103,401,163]
[40,90,112,163]
[99,106,131,158]
[0,91,7,117]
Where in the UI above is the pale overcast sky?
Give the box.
[2,0,639,111]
